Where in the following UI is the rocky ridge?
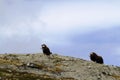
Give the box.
[0,53,120,80]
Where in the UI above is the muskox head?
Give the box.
[90,52,104,64]
[41,44,52,55]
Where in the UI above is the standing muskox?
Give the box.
[90,52,104,64]
[41,44,52,56]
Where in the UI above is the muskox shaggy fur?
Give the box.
[90,52,104,64]
[41,44,52,56]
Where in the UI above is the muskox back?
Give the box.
[41,44,52,56]
[90,52,104,64]
[95,55,104,64]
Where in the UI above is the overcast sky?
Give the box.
[1,0,120,66]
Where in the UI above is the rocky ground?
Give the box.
[0,53,120,80]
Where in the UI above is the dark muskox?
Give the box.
[41,44,52,56]
[90,52,104,64]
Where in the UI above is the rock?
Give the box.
[0,53,120,80]
[26,62,42,69]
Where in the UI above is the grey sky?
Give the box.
[0,0,120,66]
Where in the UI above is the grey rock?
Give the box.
[0,53,120,80]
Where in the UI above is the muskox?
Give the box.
[41,44,52,56]
[90,52,104,64]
